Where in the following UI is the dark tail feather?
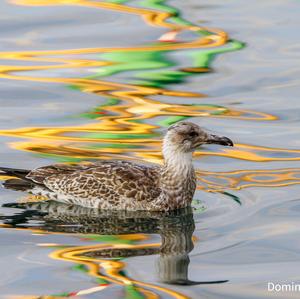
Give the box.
[3,178,34,191]
[0,167,30,180]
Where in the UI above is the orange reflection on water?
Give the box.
[6,139,300,163]
[0,1,290,299]
[0,0,279,172]
[49,241,189,299]
[1,222,189,299]
[197,168,300,191]
[11,0,227,44]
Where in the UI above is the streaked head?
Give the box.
[163,121,233,153]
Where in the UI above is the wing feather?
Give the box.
[26,161,161,203]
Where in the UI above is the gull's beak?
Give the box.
[206,134,234,147]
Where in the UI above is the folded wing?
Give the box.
[26,161,161,204]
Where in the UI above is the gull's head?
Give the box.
[163,121,234,154]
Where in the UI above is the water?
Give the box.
[0,0,300,298]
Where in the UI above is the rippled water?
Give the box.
[0,0,300,298]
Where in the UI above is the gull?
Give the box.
[0,122,233,211]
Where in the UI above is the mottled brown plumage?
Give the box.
[1,122,233,211]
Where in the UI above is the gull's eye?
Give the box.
[189,131,198,138]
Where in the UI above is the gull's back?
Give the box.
[23,161,162,210]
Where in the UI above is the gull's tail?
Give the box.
[2,178,34,191]
[0,167,34,191]
[0,167,30,180]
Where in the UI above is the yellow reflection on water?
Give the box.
[0,0,297,190]
[0,0,282,176]
[0,1,299,298]
[2,224,190,299]
[48,241,189,299]
[197,168,300,191]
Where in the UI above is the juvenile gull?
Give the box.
[0,122,233,211]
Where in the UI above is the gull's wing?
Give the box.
[26,161,161,204]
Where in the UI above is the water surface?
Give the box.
[0,0,300,298]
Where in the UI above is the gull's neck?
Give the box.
[162,145,193,174]
[161,141,194,182]
[158,139,197,209]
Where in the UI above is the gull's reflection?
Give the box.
[2,201,227,285]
